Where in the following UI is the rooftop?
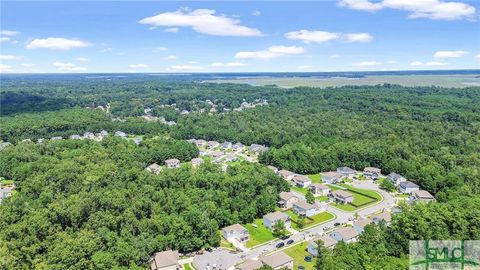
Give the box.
[261,251,293,268]
[150,250,179,270]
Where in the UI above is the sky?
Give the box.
[1,0,480,73]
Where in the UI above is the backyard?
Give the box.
[328,184,382,211]
[284,210,335,230]
[282,242,315,270]
[244,219,276,248]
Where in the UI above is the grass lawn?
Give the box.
[1,179,14,186]
[307,174,322,183]
[291,185,308,195]
[219,236,235,250]
[183,264,194,270]
[328,184,382,211]
[315,195,329,202]
[244,219,275,248]
[282,242,315,270]
[395,194,410,198]
[285,210,335,230]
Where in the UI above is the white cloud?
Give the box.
[343,33,373,43]
[52,62,87,71]
[211,62,247,67]
[285,30,373,44]
[0,37,11,43]
[298,65,314,69]
[386,60,398,64]
[139,8,262,36]
[154,47,168,52]
[285,30,340,44]
[168,65,204,71]
[475,54,480,59]
[163,55,177,60]
[21,63,36,68]
[164,27,179,33]
[235,45,306,60]
[0,64,13,73]
[339,0,476,20]
[410,61,448,67]
[351,61,383,67]
[129,64,149,69]
[0,30,20,36]
[27,38,91,50]
[0,55,21,61]
[251,10,261,16]
[433,50,468,58]
[329,54,341,59]
[75,57,89,62]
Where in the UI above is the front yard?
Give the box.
[283,242,315,270]
[284,210,335,230]
[244,219,276,248]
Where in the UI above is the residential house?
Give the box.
[194,139,207,148]
[232,142,245,151]
[260,251,293,270]
[363,167,381,180]
[371,211,392,225]
[329,190,354,204]
[292,201,320,217]
[353,218,372,234]
[191,158,204,168]
[207,141,220,149]
[307,236,337,256]
[0,183,13,204]
[223,154,238,162]
[329,227,360,243]
[399,181,419,194]
[221,141,232,150]
[69,134,82,140]
[133,137,142,145]
[278,170,296,181]
[267,165,278,174]
[292,174,312,188]
[150,250,179,270]
[310,183,330,196]
[209,151,223,159]
[222,224,249,243]
[165,158,180,168]
[146,163,162,175]
[278,191,300,209]
[263,211,291,230]
[410,190,435,203]
[114,131,127,138]
[387,173,407,186]
[337,167,356,178]
[51,136,63,140]
[321,171,341,184]
[0,142,11,151]
[235,259,263,270]
[249,144,268,154]
[84,132,95,139]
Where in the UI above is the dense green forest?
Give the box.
[1,77,479,269]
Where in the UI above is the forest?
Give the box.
[1,76,479,269]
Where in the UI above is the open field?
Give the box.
[244,219,275,248]
[282,242,315,270]
[207,75,480,88]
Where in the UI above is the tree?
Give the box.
[297,216,306,229]
[272,220,287,237]
[306,190,315,204]
[315,239,326,270]
[380,179,397,192]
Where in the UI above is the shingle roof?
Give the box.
[308,235,337,249]
[311,183,329,190]
[264,211,289,222]
[387,172,404,180]
[322,171,341,178]
[236,259,262,270]
[334,227,359,240]
[371,212,392,223]
[400,180,419,189]
[364,167,381,173]
[354,218,372,228]
[150,250,179,270]
[412,190,434,199]
[293,174,311,183]
[279,191,297,201]
[332,189,353,199]
[261,251,293,268]
[223,224,247,234]
[293,201,317,210]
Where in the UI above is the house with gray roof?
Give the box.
[353,218,372,234]
[150,250,179,270]
[278,191,299,209]
[410,190,435,203]
[292,174,312,188]
[222,224,249,243]
[308,235,337,256]
[146,163,162,175]
[191,158,204,168]
[260,251,293,270]
[321,171,341,184]
[329,227,360,243]
[371,211,392,225]
[292,201,320,217]
[399,180,419,194]
[278,170,295,181]
[363,167,381,180]
[235,259,263,270]
[329,190,354,204]
[165,158,180,168]
[387,172,407,186]
[337,167,356,178]
[249,144,268,154]
[114,131,127,138]
[263,211,290,230]
[310,183,330,196]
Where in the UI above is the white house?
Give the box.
[371,211,392,225]
[337,167,356,178]
[329,227,359,243]
[165,159,180,168]
[410,190,435,203]
[307,236,337,256]
[146,163,162,175]
[353,218,372,234]
[267,165,278,174]
[363,167,381,180]
[399,180,419,194]
[321,171,341,184]
[292,174,312,188]
[387,172,407,186]
[310,183,330,196]
[292,201,320,217]
[329,190,354,204]
[191,158,204,168]
[263,211,291,230]
[222,224,249,243]
[278,170,296,181]
[278,192,300,209]
[150,250,179,270]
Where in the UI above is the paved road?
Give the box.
[193,180,396,270]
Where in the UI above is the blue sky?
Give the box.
[1,0,479,73]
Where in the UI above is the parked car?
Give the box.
[276,242,285,248]
[334,222,341,226]
[304,256,312,262]
[280,235,289,240]
[286,239,294,245]
[298,266,305,270]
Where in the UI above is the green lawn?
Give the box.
[244,219,275,248]
[307,174,322,183]
[283,242,315,270]
[291,185,308,195]
[219,236,235,250]
[1,179,14,186]
[285,210,335,230]
[328,184,382,211]
[183,264,194,270]
[316,195,329,202]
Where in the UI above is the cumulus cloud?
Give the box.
[343,33,373,43]
[0,30,20,36]
[52,62,87,71]
[338,0,476,20]
[167,65,204,71]
[139,8,262,36]
[433,50,468,58]
[285,30,373,44]
[75,57,89,62]
[251,10,261,16]
[351,61,382,67]
[211,62,247,67]
[0,64,13,73]
[27,38,91,50]
[0,55,21,61]
[410,61,448,66]
[129,64,149,69]
[164,27,179,33]
[235,45,306,60]
[163,55,177,60]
